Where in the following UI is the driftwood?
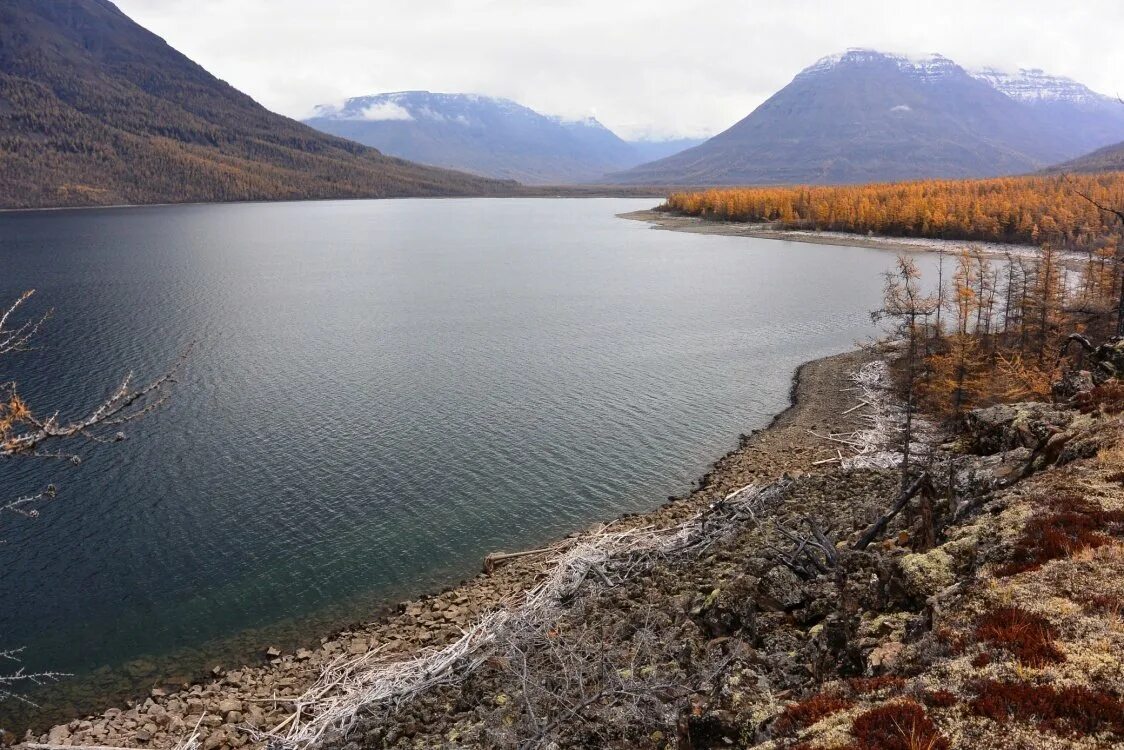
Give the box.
[260,479,794,750]
[770,517,839,579]
[853,472,929,550]
[482,547,556,573]
[834,361,931,471]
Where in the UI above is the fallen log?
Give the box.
[483,547,554,574]
[853,472,928,551]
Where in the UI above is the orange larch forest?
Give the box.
[664,173,1124,254]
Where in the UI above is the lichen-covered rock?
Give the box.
[962,402,1075,455]
[896,548,956,599]
[758,565,806,611]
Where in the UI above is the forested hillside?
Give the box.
[0,0,512,209]
[664,172,1124,252]
[1050,140,1124,175]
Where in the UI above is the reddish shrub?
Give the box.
[970,652,992,668]
[1078,593,1123,615]
[975,607,1065,667]
[848,676,907,695]
[774,693,853,734]
[997,497,1124,576]
[850,701,950,750]
[1075,382,1124,415]
[922,689,958,708]
[970,680,1124,737]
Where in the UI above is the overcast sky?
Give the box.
[114,0,1124,141]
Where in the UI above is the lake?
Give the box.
[0,197,936,724]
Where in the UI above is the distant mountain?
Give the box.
[304,94,704,184]
[969,67,1124,157]
[606,49,1124,186]
[626,138,707,164]
[0,0,509,209]
[306,92,652,183]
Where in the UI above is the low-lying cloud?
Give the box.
[361,101,413,121]
[113,0,1124,141]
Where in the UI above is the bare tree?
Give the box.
[1,290,182,706]
[1065,174,1124,337]
[871,256,939,484]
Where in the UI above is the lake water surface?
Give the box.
[0,198,936,723]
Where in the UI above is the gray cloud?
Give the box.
[116,0,1124,140]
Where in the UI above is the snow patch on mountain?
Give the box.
[799,48,961,82]
[969,67,1109,104]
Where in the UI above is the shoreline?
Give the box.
[619,208,1051,259]
[0,191,665,216]
[17,348,876,747]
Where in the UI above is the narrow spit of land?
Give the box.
[619,209,1046,259]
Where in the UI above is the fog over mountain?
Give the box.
[112,0,1124,145]
[304,92,701,183]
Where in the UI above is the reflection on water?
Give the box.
[0,198,936,728]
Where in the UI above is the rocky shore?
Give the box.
[13,350,876,749]
[16,348,1124,749]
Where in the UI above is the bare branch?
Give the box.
[0,290,51,357]
[1063,173,1124,225]
[1,346,189,458]
[0,484,57,525]
[0,648,70,705]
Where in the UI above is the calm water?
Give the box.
[0,198,934,724]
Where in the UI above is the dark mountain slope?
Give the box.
[606,50,1096,186]
[0,0,510,209]
[1049,140,1124,173]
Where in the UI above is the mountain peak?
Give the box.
[0,0,507,208]
[799,49,961,82]
[607,48,1121,187]
[304,91,650,183]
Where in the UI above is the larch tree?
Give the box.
[872,256,939,484]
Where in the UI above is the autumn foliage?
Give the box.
[997,495,1124,576]
[664,173,1124,253]
[974,607,1065,666]
[849,701,949,750]
[773,693,853,734]
[969,680,1124,738]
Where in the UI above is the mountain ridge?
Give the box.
[0,0,511,209]
[304,91,702,183]
[605,48,1124,186]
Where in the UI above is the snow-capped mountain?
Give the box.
[607,49,1124,186]
[798,49,961,82]
[970,68,1108,104]
[304,92,693,184]
[971,67,1124,159]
